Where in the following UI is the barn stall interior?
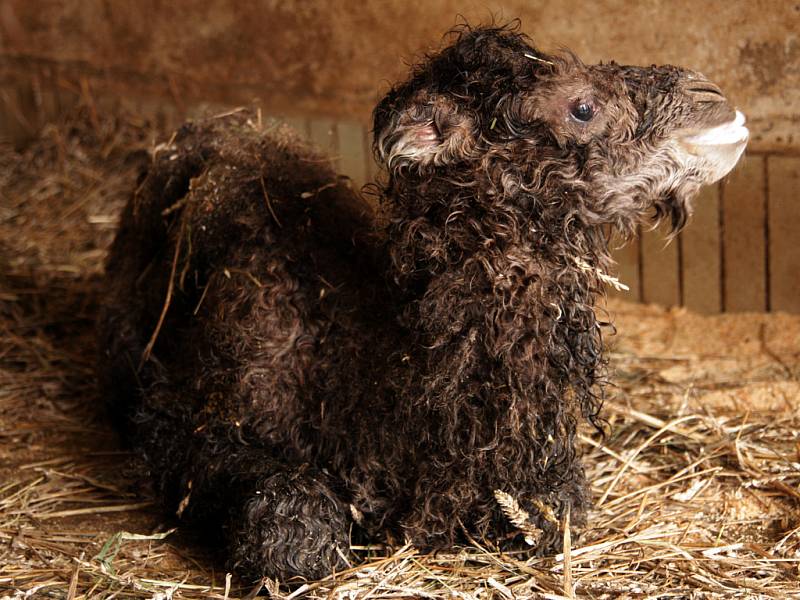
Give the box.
[1,2,799,598]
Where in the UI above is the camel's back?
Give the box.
[97,111,391,455]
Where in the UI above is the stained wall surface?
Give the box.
[0,1,798,313]
[0,0,798,150]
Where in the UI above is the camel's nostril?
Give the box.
[688,84,723,95]
[686,83,726,102]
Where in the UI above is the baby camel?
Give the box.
[98,25,747,581]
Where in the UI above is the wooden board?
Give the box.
[308,118,338,169]
[681,184,722,313]
[282,116,309,140]
[609,235,641,303]
[767,156,800,313]
[722,156,767,312]
[0,81,35,145]
[364,125,382,183]
[337,120,369,190]
[640,221,680,307]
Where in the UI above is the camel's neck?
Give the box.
[383,185,610,302]
[381,186,608,421]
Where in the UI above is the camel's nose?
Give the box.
[679,73,738,128]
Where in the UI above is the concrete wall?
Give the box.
[0,0,798,151]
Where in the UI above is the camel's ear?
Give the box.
[374,94,475,173]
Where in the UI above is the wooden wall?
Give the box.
[608,152,800,314]
[1,1,798,314]
[258,116,800,315]
[0,77,797,315]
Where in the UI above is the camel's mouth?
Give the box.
[680,111,749,149]
[676,111,748,183]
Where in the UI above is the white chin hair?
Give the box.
[679,110,749,183]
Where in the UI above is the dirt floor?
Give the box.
[1,110,799,599]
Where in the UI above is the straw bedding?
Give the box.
[1,110,798,599]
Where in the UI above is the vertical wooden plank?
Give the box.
[364,124,382,182]
[681,184,722,313]
[722,155,767,312]
[609,235,641,303]
[16,78,37,135]
[38,71,61,126]
[768,156,800,313]
[337,119,368,190]
[640,222,680,307]
[0,81,34,146]
[308,118,338,169]
[283,116,309,140]
[53,73,80,118]
[0,91,13,143]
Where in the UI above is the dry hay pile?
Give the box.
[1,110,799,600]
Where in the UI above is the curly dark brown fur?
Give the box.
[97,24,746,582]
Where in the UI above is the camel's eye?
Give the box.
[570,101,595,122]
